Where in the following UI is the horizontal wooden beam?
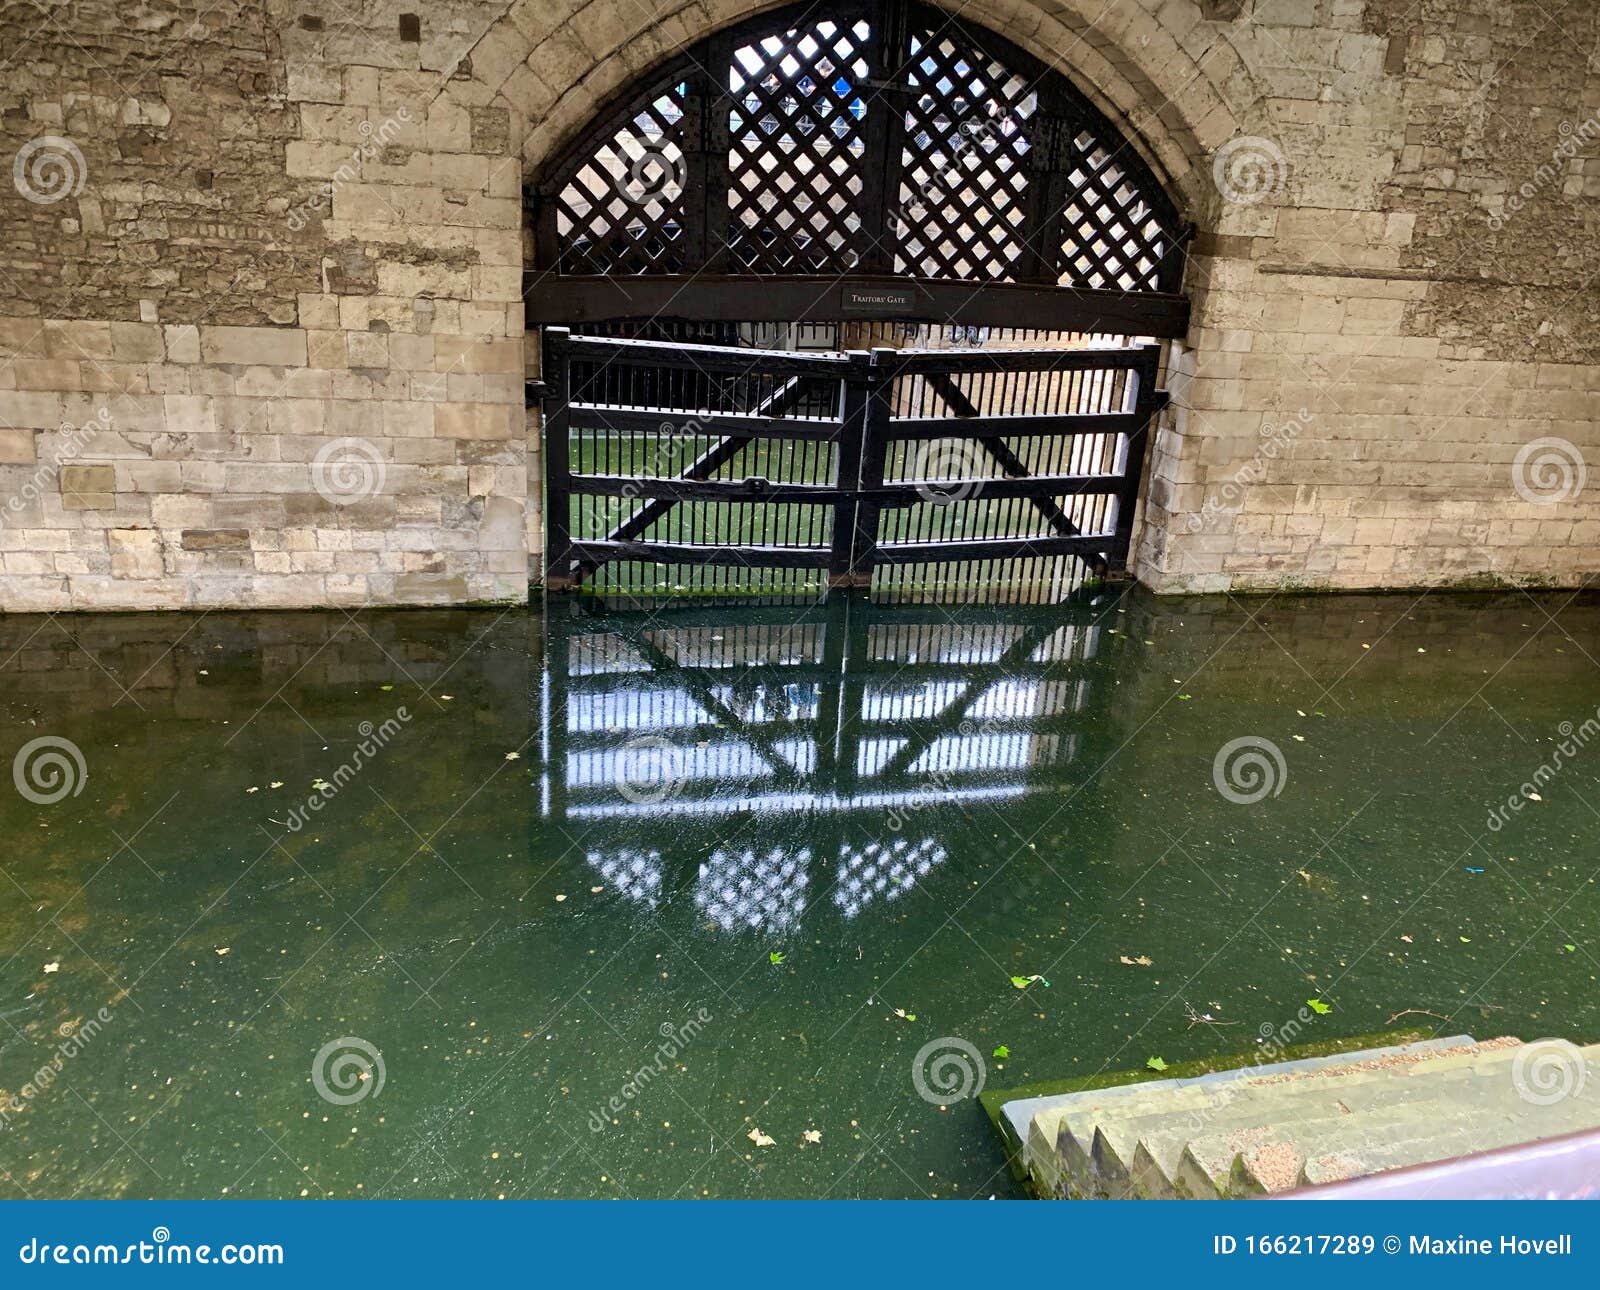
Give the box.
[886,411,1137,439]
[569,405,841,442]
[566,332,862,377]
[527,275,1190,338]
[567,539,833,569]
[873,534,1112,563]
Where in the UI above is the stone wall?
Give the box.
[0,0,1596,609]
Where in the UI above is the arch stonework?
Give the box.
[449,0,1246,218]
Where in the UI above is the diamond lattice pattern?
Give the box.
[555,83,691,274]
[727,20,871,272]
[894,28,1037,280]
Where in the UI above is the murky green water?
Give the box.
[2,590,1598,1198]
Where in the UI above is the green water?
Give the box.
[2,590,1597,1198]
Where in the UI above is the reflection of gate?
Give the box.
[540,598,1106,934]
[541,328,1166,596]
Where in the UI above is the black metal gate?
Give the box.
[540,327,1165,597]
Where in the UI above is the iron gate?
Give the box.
[540,327,1165,596]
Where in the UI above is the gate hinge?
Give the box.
[525,378,551,406]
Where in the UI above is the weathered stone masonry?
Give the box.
[0,0,1596,610]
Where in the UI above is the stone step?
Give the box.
[1090,1039,1598,1199]
[1009,1034,1474,1179]
[1067,1039,1523,1198]
[1024,1035,1483,1196]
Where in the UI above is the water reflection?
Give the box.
[543,595,1114,935]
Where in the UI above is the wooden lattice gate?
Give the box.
[540,328,1165,597]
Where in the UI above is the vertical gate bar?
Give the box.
[703,31,736,275]
[1110,346,1162,575]
[829,352,871,589]
[848,349,894,588]
[680,64,713,271]
[857,0,910,277]
[542,327,576,592]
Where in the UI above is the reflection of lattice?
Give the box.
[834,838,946,919]
[556,82,690,274]
[895,27,1036,280]
[586,848,663,909]
[727,20,870,272]
[695,846,810,933]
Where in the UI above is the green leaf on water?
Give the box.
[1146,1056,1169,1072]
[311,778,331,792]
[1564,944,1577,953]
[993,1045,1010,1059]
[768,951,785,965]
[380,685,394,692]
[1010,976,1031,989]
[1306,997,1331,1015]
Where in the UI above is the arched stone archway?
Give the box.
[439,0,1246,227]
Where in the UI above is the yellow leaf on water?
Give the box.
[802,1130,822,1144]
[43,962,59,973]
[215,947,230,956]
[747,1128,775,1148]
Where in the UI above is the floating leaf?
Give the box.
[1306,997,1330,1015]
[801,1129,821,1144]
[1459,936,1471,943]
[43,962,59,974]
[380,685,394,692]
[269,781,283,789]
[1146,1056,1169,1072]
[1010,976,1031,989]
[747,1128,775,1148]
[1564,944,1577,953]
[245,786,259,794]
[768,951,784,965]
[311,778,331,792]
[504,751,521,761]
[215,947,230,956]
[992,1045,1010,1059]
[1118,955,1153,967]
[1400,934,1414,943]
[892,1007,917,1022]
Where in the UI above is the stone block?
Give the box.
[109,528,164,579]
[199,327,309,367]
[60,464,116,509]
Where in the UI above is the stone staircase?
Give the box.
[1002,1036,1600,1198]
